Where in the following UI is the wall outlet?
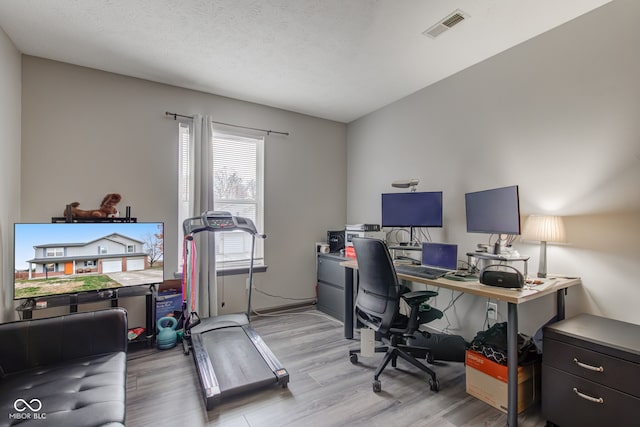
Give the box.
[487,302,498,320]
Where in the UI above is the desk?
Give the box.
[341,259,581,427]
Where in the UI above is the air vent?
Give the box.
[423,9,468,38]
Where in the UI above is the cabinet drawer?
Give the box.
[544,337,640,396]
[317,257,346,288]
[317,281,344,321]
[542,364,640,427]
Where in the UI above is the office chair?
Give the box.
[348,237,444,393]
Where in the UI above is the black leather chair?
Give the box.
[348,238,444,393]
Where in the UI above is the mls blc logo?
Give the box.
[9,398,46,420]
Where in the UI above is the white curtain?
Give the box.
[188,114,217,317]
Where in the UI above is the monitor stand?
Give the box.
[409,226,422,247]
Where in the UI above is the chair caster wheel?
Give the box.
[429,378,440,392]
[350,354,358,364]
[373,380,381,393]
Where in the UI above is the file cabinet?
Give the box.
[542,314,640,427]
[316,253,354,338]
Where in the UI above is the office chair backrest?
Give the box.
[352,238,400,333]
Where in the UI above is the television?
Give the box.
[381,191,443,227]
[14,222,164,300]
[465,185,521,235]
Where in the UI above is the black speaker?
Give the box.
[480,265,524,289]
[327,230,345,253]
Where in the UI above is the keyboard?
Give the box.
[395,264,447,280]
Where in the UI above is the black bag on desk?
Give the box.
[469,322,539,365]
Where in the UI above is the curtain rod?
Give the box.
[165,111,289,136]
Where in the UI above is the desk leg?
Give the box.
[556,289,566,321]
[507,302,518,427]
[344,267,354,339]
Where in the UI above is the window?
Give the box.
[178,123,265,269]
[127,245,135,253]
[46,247,64,257]
[98,245,108,255]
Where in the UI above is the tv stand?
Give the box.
[16,284,157,347]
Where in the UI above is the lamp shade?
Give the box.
[521,215,566,243]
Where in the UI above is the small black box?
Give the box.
[327,230,345,253]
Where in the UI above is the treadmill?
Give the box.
[181,211,289,410]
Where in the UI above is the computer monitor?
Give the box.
[381,191,443,228]
[465,185,521,235]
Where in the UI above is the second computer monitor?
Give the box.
[465,185,521,235]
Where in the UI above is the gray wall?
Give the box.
[20,57,347,321]
[0,27,21,322]
[347,0,640,339]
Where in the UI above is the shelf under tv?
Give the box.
[52,205,136,223]
[51,216,138,223]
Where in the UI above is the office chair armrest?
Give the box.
[401,290,438,307]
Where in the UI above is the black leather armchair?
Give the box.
[0,308,128,427]
[348,238,444,393]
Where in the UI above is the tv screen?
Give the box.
[14,222,164,300]
[465,185,521,235]
[381,191,443,227]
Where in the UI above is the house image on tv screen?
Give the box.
[26,233,149,279]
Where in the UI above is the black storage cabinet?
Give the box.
[542,313,640,427]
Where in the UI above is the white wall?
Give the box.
[347,0,640,339]
[20,57,347,321]
[0,27,21,322]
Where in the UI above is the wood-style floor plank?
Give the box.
[126,307,547,427]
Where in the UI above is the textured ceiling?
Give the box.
[0,0,611,123]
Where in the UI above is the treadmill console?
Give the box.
[183,211,260,237]
[203,211,236,229]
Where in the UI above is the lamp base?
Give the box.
[537,241,548,279]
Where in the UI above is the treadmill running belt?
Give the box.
[201,327,275,396]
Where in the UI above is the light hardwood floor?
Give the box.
[126,307,547,427]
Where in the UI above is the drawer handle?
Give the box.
[573,387,604,404]
[573,358,604,372]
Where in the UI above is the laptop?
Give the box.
[421,242,458,274]
[395,242,458,279]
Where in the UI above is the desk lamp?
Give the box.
[521,215,566,278]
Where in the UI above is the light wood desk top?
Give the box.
[340,259,581,305]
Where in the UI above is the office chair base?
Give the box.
[372,377,438,393]
[349,345,389,364]
[351,345,439,393]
